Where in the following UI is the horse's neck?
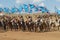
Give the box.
[48,20,52,24]
[58,19,60,22]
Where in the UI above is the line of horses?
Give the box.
[0,15,60,32]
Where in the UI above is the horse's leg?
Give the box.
[27,24,31,32]
[3,25,7,31]
[44,25,46,32]
[58,25,60,30]
[28,26,30,31]
[23,26,26,31]
[48,25,50,31]
[39,26,41,32]
[7,26,9,31]
[19,25,21,30]
[10,26,13,31]
[45,24,48,32]
[51,24,53,31]
[48,23,51,31]
[29,26,31,32]
[36,24,40,32]
[11,27,12,31]
[15,27,18,31]
[31,26,34,32]
[15,26,16,31]
[14,25,17,31]
[51,24,55,31]
[53,24,56,31]
[49,25,51,31]
[26,26,28,31]
[35,25,37,32]
[27,25,29,31]
[21,25,25,31]
[43,24,45,32]
[29,27,31,32]
[46,24,48,31]
[40,24,43,32]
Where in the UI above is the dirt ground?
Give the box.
[0,31,60,40]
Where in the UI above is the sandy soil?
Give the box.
[0,31,60,40]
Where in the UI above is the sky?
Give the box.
[0,0,60,13]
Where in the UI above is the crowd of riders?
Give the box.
[0,14,60,32]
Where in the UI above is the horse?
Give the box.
[56,19,60,30]
[18,16,26,31]
[40,19,48,32]
[12,19,18,31]
[34,18,43,32]
[45,19,50,31]
[49,19,56,31]
[0,19,4,30]
[1,18,7,31]
[25,16,34,32]
[7,19,13,31]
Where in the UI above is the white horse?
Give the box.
[57,19,60,30]
[49,18,60,31]
[48,19,56,31]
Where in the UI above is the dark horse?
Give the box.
[25,16,34,32]
[7,20,13,31]
[40,20,48,32]
[18,16,26,31]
